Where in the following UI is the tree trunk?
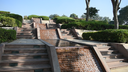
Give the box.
[111,0,121,29]
[85,0,90,21]
[113,10,119,29]
[86,4,89,21]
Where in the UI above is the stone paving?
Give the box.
[9,39,44,44]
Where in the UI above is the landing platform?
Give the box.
[9,39,44,44]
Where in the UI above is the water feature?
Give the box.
[40,29,59,39]
[43,39,83,47]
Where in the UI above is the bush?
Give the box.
[61,21,114,30]
[28,15,38,19]
[38,16,49,20]
[0,14,22,27]
[61,20,128,30]
[82,29,128,43]
[0,16,16,27]
[0,11,10,14]
[28,15,49,20]
[0,28,16,43]
[1,14,23,23]
[55,17,76,24]
[15,19,22,27]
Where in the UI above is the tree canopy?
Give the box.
[118,5,128,25]
[88,7,99,17]
[49,14,60,19]
[70,13,78,19]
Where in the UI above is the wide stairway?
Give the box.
[17,23,36,39]
[0,43,51,72]
[96,44,128,71]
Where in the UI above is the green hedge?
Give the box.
[0,11,10,14]
[0,15,22,27]
[1,14,23,23]
[61,21,113,30]
[28,15,49,20]
[82,29,128,43]
[0,28,16,43]
[38,16,49,20]
[61,21,128,30]
[0,16,16,27]
[55,17,76,24]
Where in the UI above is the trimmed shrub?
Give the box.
[0,28,16,43]
[0,11,10,14]
[82,29,128,43]
[38,16,49,20]
[28,15,38,19]
[15,19,22,27]
[0,14,22,27]
[61,20,128,30]
[61,21,113,30]
[1,14,23,23]
[0,16,16,27]
[55,17,76,24]
[28,15,49,20]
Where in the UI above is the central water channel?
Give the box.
[43,39,84,47]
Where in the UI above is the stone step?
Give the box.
[100,50,118,55]
[5,44,45,48]
[17,35,32,37]
[2,53,48,56]
[17,31,32,33]
[0,64,51,72]
[108,62,128,69]
[4,48,47,54]
[96,46,112,49]
[95,43,109,47]
[17,37,33,39]
[5,48,46,50]
[62,35,76,39]
[0,58,50,67]
[17,29,32,31]
[106,58,127,65]
[17,33,32,35]
[2,53,48,60]
[0,58,49,63]
[102,53,123,59]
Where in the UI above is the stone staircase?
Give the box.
[60,29,77,39]
[17,23,36,39]
[96,44,128,71]
[0,44,51,72]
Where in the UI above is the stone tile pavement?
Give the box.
[9,39,44,44]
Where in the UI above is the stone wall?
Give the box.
[56,47,103,72]
[1,27,14,30]
[75,29,97,38]
[42,20,49,24]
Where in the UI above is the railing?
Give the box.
[39,39,61,72]
[0,44,5,61]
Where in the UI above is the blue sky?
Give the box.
[0,0,128,20]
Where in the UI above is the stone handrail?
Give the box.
[39,39,61,72]
[56,28,62,39]
[93,46,111,72]
[0,44,5,61]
